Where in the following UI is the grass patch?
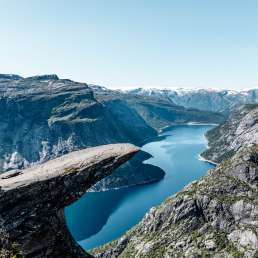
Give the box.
[64,166,80,174]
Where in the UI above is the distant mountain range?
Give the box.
[127,87,258,114]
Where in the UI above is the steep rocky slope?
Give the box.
[0,74,224,190]
[201,104,258,163]
[93,106,258,258]
[129,88,258,114]
[0,74,152,171]
[93,146,258,258]
[0,143,139,258]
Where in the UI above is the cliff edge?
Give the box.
[0,143,139,258]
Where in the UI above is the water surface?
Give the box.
[65,125,215,250]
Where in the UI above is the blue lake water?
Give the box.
[65,125,215,250]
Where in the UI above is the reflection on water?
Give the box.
[65,125,215,250]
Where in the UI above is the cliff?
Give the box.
[201,104,258,163]
[0,75,150,171]
[0,143,139,258]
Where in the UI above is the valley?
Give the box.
[1,2,258,257]
[65,125,214,250]
[0,74,257,258]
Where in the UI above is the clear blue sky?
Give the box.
[1,0,258,89]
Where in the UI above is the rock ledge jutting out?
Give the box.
[0,143,139,258]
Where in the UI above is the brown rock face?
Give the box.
[0,143,139,258]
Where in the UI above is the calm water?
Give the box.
[65,125,215,250]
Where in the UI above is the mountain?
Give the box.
[93,105,258,258]
[128,88,258,114]
[92,86,224,130]
[0,74,223,190]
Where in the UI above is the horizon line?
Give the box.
[1,72,258,92]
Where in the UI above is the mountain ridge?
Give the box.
[127,87,258,113]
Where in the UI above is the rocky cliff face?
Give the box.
[0,74,224,190]
[93,106,258,258]
[0,74,150,171]
[0,143,139,258]
[93,146,258,258]
[201,104,258,163]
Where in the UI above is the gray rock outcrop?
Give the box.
[0,143,139,258]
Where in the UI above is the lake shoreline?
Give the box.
[89,123,217,193]
[198,154,218,166]
[66,125,215,250]
[159,122,218,133]
[87,176,165,193]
